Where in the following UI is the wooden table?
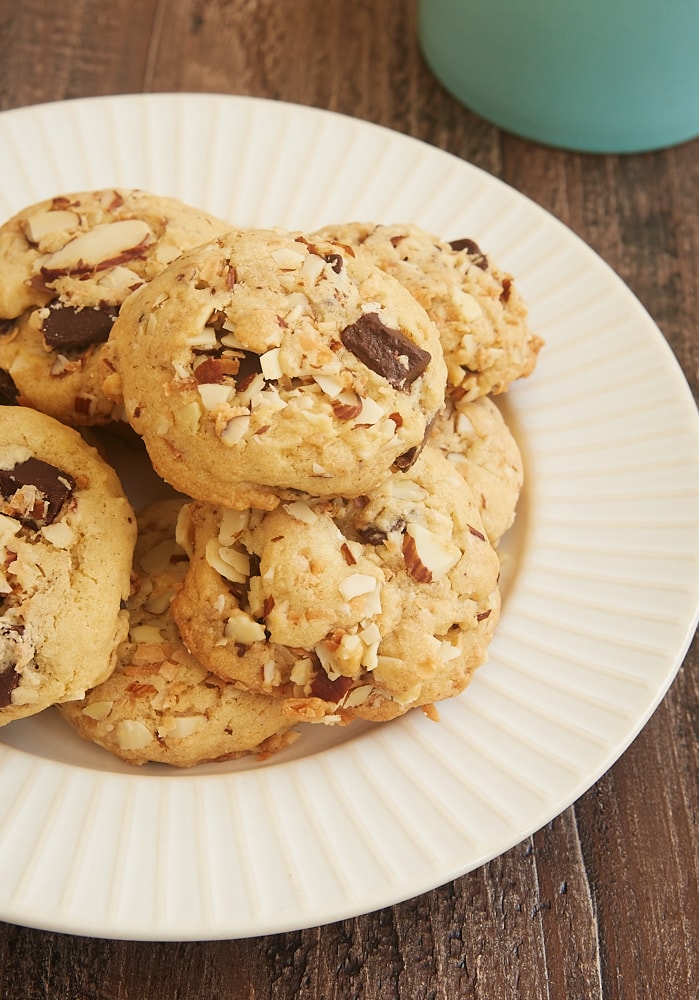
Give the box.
[0,2,697,997]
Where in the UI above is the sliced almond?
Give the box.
[179,400,202,433]
[205,539,250,583]
[283,500,318,525]
[198,383,233,410]
[453,288,483,322]
[218,507,250,545]
[115,719,153,751]
[313,372,345,398]
[271,247,305,270]
[259,347,283,381]
[40,521,75,549]
[219,413,250,445]
[158,715,206,739]
[39,219,153,274]
[354,396,384,425]
[300,251,326,284]
[81,700,114,721]
[236,372,265,407]
[312,463,332,478]
[24,209,80,244]
[290,657,314,685]
[97,265,144,294]
[455,411,475,435]
[332,390,363,422]
[153,241,183,265]
[283,291,313,321]
[338,573,378,601]
[142,591,174,615]
[186,327,219,349]
[359,622,381,646]
[388,479,429,502]
[403,523,461,583]
[438,640,461,663]
[342,684,373,708]
[0,513,23,542]
[129,624,165,644]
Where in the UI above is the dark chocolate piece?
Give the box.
[0,370,19,406]
[340,312,431,391]
[357,525,388,546]
[0,624,24,708]
[392,414,436,471]
[41,304,118,351]
[0,457,76,527]
[323,253,344,273]
[449,238,489,270]
[235,350,264,391]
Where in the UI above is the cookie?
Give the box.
[58,500,298,767]
[0,407,136,725]
[313,221,543,400]
[0,188,231,424]
[430,395,523,546]
[171,446,501,723]
[104,227,447,509]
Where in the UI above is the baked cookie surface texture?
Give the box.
[430,395,523,546]
[105,228,447,509]
[59,499,297,766]
[171,447,501,723]
[314,221,543,400]
[0,188,231,424]
[0,408,136,724]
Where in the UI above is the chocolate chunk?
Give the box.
[0,624,24,708]
[357,516,407,546]
[0,370,19,406]
[357,525,389,546]
[449,238,489,270]
[235,351,264,391]
[340,312,431,391]
[41,304,118,351]
[0,664,19,708]
[323,253,344,273]
[392,414,436,471]
[0,457,76,527]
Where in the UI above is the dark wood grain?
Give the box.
[0,1,697,997]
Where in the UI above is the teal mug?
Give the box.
[418,0,699,153]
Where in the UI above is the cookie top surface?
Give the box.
[171,446,501,723]
[430,395,523,546]
[59,499,298,766]
[106,228,447,508]
[0,407,136,724]
[0,188,231,424]
[313,221,543,400]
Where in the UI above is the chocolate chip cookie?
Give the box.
[104,227,447,509]
[313,221,543,400]
[0,188,231,424]
[0,407,136,724]
[171,446,501,723]
[58,499,299,766]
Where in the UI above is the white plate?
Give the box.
[0,93,697,941]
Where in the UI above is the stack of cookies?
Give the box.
[0,189,542,766]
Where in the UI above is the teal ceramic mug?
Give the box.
[418,0,699,153]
